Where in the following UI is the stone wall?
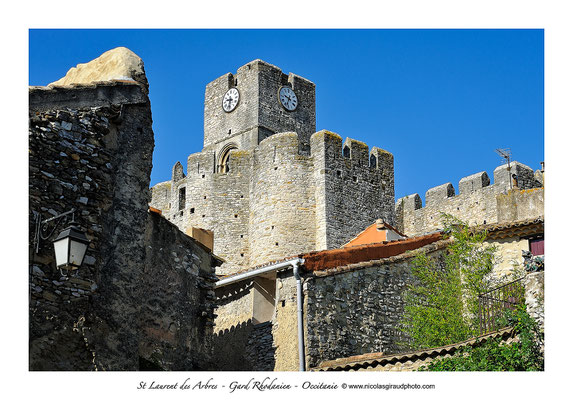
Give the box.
[302,245,447,369]
[249,132,317,267]
[29,81,219,371]
[212,270,298,371]
[29,82,152,370]
[395,162,542,236]
[312,131,395,249]
[486,236,529,279]
[211,281,256,370]
[525,271,544,332]
[211,281,277,371]
[273,272,300,371]
[151,130,395,275]
[140,212,219,370]
[496,188,544,223]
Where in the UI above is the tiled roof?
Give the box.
[483,217,544,240]
[214,217,543,281]
[312,238,452,277]
[148,206,162,215]
[342,221,406,248]
[312,327,515,371]
[302,232,444,272]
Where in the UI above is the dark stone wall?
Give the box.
[212,320,256,371]
[303,250,446,369]
[141,212,218,370]
[210,320,276,371]
[29,82,218,370]
[29,84,143,370]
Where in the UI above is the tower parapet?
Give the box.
[311,130,395,250]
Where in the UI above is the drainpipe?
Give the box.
[291,259,306,371]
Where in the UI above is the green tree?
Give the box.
[401,214,497,349]
[420,306,544,371]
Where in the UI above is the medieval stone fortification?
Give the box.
[395,161,544,237]
[150,59,395,275]
[150,58,544,276]
[29,48,544,372]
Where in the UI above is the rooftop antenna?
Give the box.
[495,148,513,189]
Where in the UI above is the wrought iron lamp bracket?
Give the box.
[33,208,76,254]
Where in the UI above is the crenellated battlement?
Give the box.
[309,130,393,173]
[395,161,543,236]
[150,127,396,273]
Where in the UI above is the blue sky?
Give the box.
[29,29,544,202]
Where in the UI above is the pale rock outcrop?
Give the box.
[48,47,148,93]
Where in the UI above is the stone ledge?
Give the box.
[29,81,148,112]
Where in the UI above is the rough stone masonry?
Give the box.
[29,47,220,371]
[150,59,396,275]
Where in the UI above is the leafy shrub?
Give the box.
[401,214,497,348]
[420,306,544,371]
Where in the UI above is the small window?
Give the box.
[369,154,377,168]
[178,187,186,211]
[343,145,350,158]
[190,208,195,214]
[529,237,544,256]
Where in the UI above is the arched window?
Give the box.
[370,154,377,168]
[217,144,238,173]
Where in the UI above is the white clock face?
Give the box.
[222,88,240,112]
[279,86,298,111]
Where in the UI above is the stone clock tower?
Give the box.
[151,58,395,275]
[203,59,316,159]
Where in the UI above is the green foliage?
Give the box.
[420,306,544,371]
[401,214,497,348]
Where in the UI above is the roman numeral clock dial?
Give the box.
[222,88,240,112]
[279,86,298,111]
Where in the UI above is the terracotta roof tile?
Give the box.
[302,232,444,272]
[312,327,515,371]
[482,217,544,240]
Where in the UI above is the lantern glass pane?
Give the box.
[69,240,88,266]
[53,237,70,267]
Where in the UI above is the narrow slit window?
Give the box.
[178,187,186,211]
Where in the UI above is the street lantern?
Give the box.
[52,222,90,274]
